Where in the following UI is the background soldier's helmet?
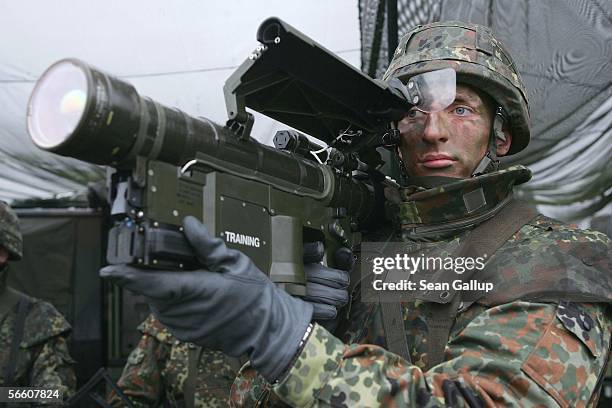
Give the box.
[383,21,530,155]
[0,201,23,260]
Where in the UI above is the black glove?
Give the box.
[100,216,312,382]
[303,242,352,331]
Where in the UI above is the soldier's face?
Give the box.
[397,84,508,178]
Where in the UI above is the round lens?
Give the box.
[27,60,89,149]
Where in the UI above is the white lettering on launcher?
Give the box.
[224,231,261,248]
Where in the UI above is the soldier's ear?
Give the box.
[496,127,512,156]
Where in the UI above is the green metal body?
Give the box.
[121,137,373,296]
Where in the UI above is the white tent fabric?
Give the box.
[0,0,360,201]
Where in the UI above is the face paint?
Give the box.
[397,84,494,178]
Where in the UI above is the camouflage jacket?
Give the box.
[0,287,76,400]
[108,314,239,407]
[230,167,612,407]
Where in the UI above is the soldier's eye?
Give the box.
[453,106,471,116]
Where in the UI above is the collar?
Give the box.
[392,165,532,240]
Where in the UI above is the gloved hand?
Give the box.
[100,216,312,382]
[303,242,352,331]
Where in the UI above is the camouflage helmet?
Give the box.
[0,201,23,260]
[383,21,530,155]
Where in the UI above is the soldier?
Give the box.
[102,21,612,407]
[107,313,238,407]
[0,201,76,399]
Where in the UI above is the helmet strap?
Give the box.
[472,107,506,177]
[396,154,410,184]
[387,122,410,184]
[0,264,7,294]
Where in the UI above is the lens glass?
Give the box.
[27,60,88,149]
[411,68,456,113]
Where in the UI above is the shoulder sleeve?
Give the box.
[107,321,171,407]
[274,301,611,407]
[480,217,612,305]
[30,335,76,399]
[138,313,177,345]
[21,299,71,348]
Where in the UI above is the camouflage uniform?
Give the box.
[229,22,612,407]
[108,314,239,407]
[0,285,76,393]
[0,201,76,400]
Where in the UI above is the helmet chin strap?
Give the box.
[471,106,506,177]
[0,263,7,294]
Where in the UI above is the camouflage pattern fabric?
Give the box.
[476,215,612,305]
[234,290,611,406]
[235,292,611,406]
[108,314,238,407]
[0,291,76,399]
[394,165,530,234]
[0,201,22,260]
[230,169,612,407]
[272,301,609,407]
